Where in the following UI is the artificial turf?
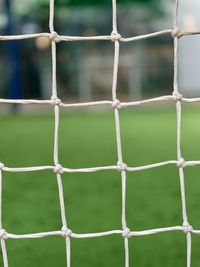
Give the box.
[1,105,200,267]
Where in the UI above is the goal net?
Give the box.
[0,0,200,267]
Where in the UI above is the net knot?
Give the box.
[117,161,127,171]
[0,229,7,239]
[112,99,121,109]
[172,92,182,102]
[111,31,121,42]
[122,228,131,238]
[51,96,62,106]
[177,158,186,168]
[61,226,72,237]
[172,27,181,38]
[0,162,4,170]
[183,222,193,233]
[54,164,64,174]
[49,31,60,42]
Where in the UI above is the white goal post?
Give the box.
[1,1,200,267]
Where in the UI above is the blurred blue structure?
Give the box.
[5,0,22,106]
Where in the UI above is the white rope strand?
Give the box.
[173,1,192,266]
[111,1,129,266]
[2,225,200,240]
[176,103,188,223]
[2,95,200,107]
[112,0,118,34]
[2,29,200,42]
[1,239,8,267]
[0,168,9,267]
[3,159,200,174]
[0,168,3,230]
[49,0,71,266]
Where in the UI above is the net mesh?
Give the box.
[0,0,200,266]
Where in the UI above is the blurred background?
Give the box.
[0,0,200,106]
[1,0,172,105]
[1,0,200,267]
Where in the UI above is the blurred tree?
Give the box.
[14,0,157,13]
[57,0,155,5]
[14,0,160,16]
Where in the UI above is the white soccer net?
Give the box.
[1,0,200,266]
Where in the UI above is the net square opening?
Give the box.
[3,236,66,267]
[61,170,122,233]
[0,111,54,166]
[126,165,182,230]
[71,235,124,267]
[59,109,117,168]
[3,170,62,233]
[129,231,186,267]
[120,105,177,166]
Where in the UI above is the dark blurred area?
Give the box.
[0,0,174,106]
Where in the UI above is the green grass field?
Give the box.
[1,105,200,267]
